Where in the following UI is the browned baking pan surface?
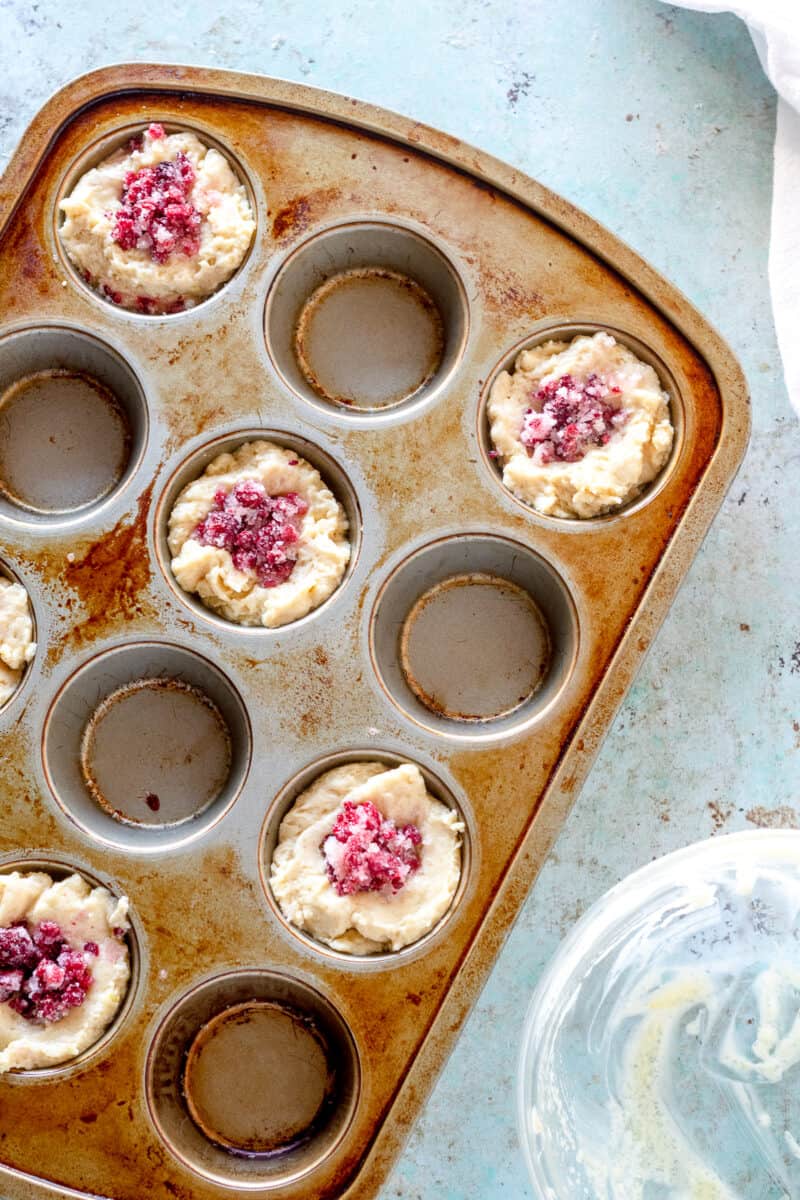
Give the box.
[0,64,748,1200]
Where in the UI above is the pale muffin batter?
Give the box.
[59,123,254,313]
[271,762,463,954]
[488,331,674,518]
[0,575,35,708]
[0,872,130,1072]
[168,440,350,628]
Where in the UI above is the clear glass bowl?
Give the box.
[517,830,800,1199]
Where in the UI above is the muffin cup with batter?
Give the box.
[167,439,351,629]
[59,123,255,314]
[488,330,674,519]
[270,761,464,955]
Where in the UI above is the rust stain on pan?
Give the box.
[0,722,63,850]
[238,641,375,744]
[34,483,156,654]
[272,186,342,240]
[0,67,747,1200]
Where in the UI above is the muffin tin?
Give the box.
[0,64,748,1200]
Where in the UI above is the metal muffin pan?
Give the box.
[0,65,748,1200]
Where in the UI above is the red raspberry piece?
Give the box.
[134,294,186,314]
[29,993,72,1023]
[8,993,34,1018]
[520,373,628,464]
[322,800,422,897]
[0,969,24,1001]
[31,958,66,991]
[83,941,99,956]
[33,920,65,960]
[59,949,93,990]
[193,480,309,589]
[0,925,38,969]
[100,284,124,305]
[23,949,93,1023]
[111,149,201,265]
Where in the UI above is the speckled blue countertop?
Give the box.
[1,2,795,1196]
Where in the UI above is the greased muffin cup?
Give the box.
[0,66,747,1200]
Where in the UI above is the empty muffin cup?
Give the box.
[184,1001,337,1155]
[401,573,550,721]
[265,221,469,415]
[42,642,251,852]
[0,326,147,525]
[80,677,232,827]
[370,535,579,740]
[146,970,359,1188]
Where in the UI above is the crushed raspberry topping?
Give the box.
[520,373,628,465]
[134,294,186,315]
[0,920,99,1023]
[193,480,309,588]
[322,800,423,897]
[33,920,66,959]
[111,142,201,265]
[100,283,123,306]
[0,925,39,970]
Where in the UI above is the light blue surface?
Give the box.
[1,2,796,1197]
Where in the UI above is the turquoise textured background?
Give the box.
[1,2,796,1196]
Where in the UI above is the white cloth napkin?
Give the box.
[663,1,800,416]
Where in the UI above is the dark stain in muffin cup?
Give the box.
[80,677,232,828]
